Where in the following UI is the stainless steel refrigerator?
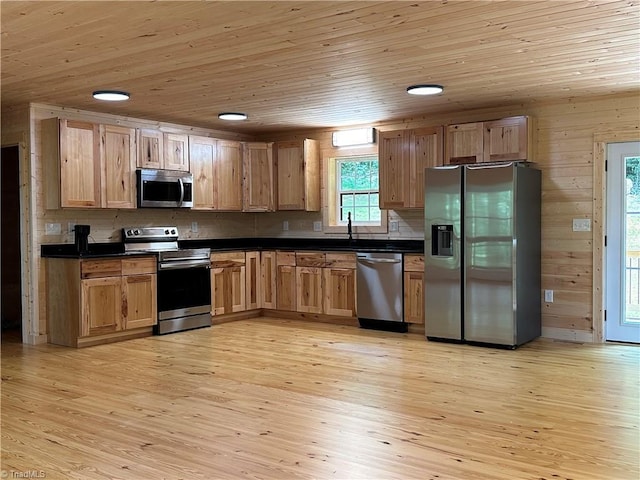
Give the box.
[424,162,541,348]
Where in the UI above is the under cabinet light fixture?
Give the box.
[332,127,376,147]
[92,90,130,101]
[218,112,248,121]
[406,84,444,95]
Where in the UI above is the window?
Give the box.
[336,155,381,225]
[324,146,387,234]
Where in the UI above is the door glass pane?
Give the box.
[626,156,640,324]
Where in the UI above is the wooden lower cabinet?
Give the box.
[261,251,277,309]
[211,252,246,315]
[80,276,123,336]
[122,273,157,329]
[296,266,323,314]
[276,251,296,311]
[48,256,157,347]
[403,255,425,325]
[245,251,261,310]
[294,251,356,317]
[323,267,356,316]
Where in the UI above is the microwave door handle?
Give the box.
[178,178,184,206]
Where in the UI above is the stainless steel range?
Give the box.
[123,227,211,335]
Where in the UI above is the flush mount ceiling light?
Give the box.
[218,112,248,121]
[406,84,444,96]
[92,90,130,101]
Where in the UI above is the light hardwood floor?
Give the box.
[1,318,638,480]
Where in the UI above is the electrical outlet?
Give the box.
[544,289,554,303]
[313,221,322,232]
[389,221,399,232]
[45,223,61,235]
[68,222,76,234]
[282,221,289,231]
[191,221,198,233]
[572,218,591,232]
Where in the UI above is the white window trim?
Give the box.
[322,145,388,235]
[335,157,380,226]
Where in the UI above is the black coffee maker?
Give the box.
[74,224,90,254]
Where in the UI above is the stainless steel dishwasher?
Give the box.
[356,252,407,332]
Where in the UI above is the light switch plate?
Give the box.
[572,218,591,232]
[282,221,289,231]
[389,221,399,232]
[544,289,554,303]
[313,221,322,232]
[191,221,198,233]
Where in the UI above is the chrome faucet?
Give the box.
[347,212,353,242]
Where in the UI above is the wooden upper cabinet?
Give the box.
[137,129,189,171]
[445,116,531,165]
[189,137,242,211]
[408,126,444,208]
[43,118,101,208]
[101,124,136,209]
[243,142,274,212]
[275,139,320,211]
[379,126,443,209]
[216,140,243,211]
[164,133,189,171]
[137,129,163,169]
[482,116,531,163]
[378,130,406,209]
[189,135,216,209]
[42,118,136,209]
[445,122,484,165]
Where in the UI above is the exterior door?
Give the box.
[606,142,640,343]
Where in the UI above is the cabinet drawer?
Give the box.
[122,256,156,275]
[210,251,246,268]
[276,251,296,266]
[81,259,122,279]
[404,254,424,272]
[325,252,356,269]
[296,252,325,267]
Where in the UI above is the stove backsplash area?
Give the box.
[38,209,258,245]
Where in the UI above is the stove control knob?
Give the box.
[164,229,170,235]
[171,229,176,235]
[134,229,140,235]
[126,229,133,236]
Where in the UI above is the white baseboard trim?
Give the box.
[542,327,594,343]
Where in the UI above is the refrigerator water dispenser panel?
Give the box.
[432,225,454,256]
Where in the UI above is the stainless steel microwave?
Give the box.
[136,169,194,208]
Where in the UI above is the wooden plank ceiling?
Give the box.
[1,1,638,133]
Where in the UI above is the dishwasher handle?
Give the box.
[357,256,401,264]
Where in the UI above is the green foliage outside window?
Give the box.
[337,156,381,223]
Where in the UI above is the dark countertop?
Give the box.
[41,237,424,259]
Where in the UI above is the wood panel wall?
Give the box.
[2,93,638,342]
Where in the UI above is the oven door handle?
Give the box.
[158,260,211,270]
